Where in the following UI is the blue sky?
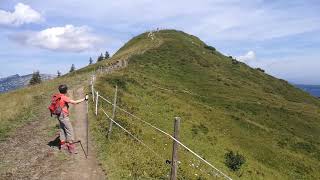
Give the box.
[0,0,319,84]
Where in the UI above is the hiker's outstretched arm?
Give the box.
[69,98,85,104]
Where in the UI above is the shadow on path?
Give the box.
[47,136,60,149]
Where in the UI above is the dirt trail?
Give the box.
[0,88,106,180]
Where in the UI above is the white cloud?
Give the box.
[13,1,319,41]
[0,3,43,26]
[237,51,256,63]
[13,25,103,52]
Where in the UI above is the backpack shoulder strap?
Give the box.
[52,93,62,100]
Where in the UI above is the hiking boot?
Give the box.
[60,143,68,151]
[60,141,68,151]
[67,143,78,154]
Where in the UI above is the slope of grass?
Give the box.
[91,30,320,179]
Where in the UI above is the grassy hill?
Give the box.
[0,30,319,179]
[91,30,320,179]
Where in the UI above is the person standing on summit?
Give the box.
[49,84,88,154]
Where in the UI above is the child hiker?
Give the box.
[49,84,88,154]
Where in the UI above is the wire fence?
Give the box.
[101,108,166,162]
[90,74,233,180]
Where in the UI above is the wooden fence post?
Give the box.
[107,85,118,139]
[91,75,95,102]
[170,117,181,180]
[95,91,99,116]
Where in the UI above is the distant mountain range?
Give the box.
[295,84,320,97]
[0,74,55,93]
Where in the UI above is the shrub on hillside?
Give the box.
[69,64,76,73]
[29,71,42,85]
[225,151,246,171]
[57,71,61,77]
[105,51,110,59]
[256,68,265,73]
[204,45,216,51]
[97,53,104,62]
[232,59,240,65]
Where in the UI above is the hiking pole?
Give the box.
[73,140,87,158]
[86,94,89,157]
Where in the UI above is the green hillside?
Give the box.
[91,30,320,179]
[0,30,319,179]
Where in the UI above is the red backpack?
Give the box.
[48,93,64,117]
